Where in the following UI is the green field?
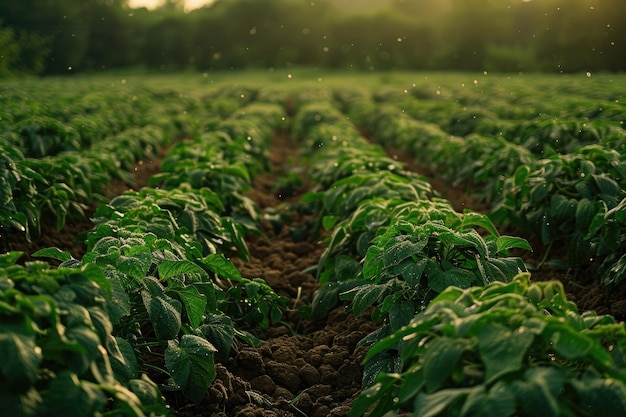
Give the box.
[2,71,626,416]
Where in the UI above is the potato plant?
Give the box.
[0,252,168,417]
[491,148,626,273]
[352,274,626,417]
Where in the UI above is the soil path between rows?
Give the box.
[174,134,380,417]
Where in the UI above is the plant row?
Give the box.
[0,125,169,243]
[346,95,626,286]
[288,97,626,417]
[0,84,258,246]
[288,100,521,379]
[1,100,288,416]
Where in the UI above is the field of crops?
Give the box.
[2,70,626,417]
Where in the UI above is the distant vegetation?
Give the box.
[1,0,625,76]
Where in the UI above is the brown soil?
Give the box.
[6,131,626,416]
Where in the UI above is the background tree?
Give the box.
[0,0,624,75]
[0,24,21,76]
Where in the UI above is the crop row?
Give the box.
[340,89,626,287]
[0,83,261,246]
[285,97,626,416]
[1,96,288,415]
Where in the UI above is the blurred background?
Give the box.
[1,0,624,76]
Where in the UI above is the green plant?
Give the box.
[16,116,81,158]
[89,186,249,261]
[149,137,260,224]
[301,171,433,227]
[67,179,288,403]
[351,273,626,417]
[52,226,269,403]
[470,139,535,203]
[290,102,349,141]
[313,202,528,323]
[509,117,621,155]
[491,150,626,265]
[0,144,41,240]
[0,252,167,417]
[306,139,404,189]
[220,276,288,331]
[587,196,626,286]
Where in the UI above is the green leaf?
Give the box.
[513,165,531,187]
[427,262,476,293]
[394,258,427,287]
[414,387,473,417]
[461,381,516,417]
[108,336,139,384]
[142,288,182,341]
[117,252,152,280]
[165,335,217,404]
[344,283,388,316]
[322,215,339,231]
[349,375,399,417]
[572,375,626,416]
[0,387,42,417]
[576,198,597,231]
[549,194,574,220]
[170,285,207,329]
[299,191,324,204]
[423,337,468,392]
[389,300,415,331]
[158,260,206,280]
[364,316,440,363]
[127,375,166,410]
[63,326,102,375]
[311,282,341,320]
[362,349,402,389]
[81,263,112,299]
[548,323,594,359]
[530,181,550,203]
[495,236,532,253]
[383,237,427,268]
[398,368,425,404]
[48,371,107,417]
[362,245,384,281]
[201,253,243,281]
[0,251,23,267]
[198,313,235,362]
[32,247,72,262]
[0,333,41,388]
[512,367,565,417]
[593,174,619,197]
[540,215,553,245]
[461,210,499,237]
[478,323,534,385]
[103,268,131,324]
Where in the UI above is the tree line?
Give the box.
[1,0,624,76]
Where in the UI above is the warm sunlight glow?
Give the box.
[129,0,213,11]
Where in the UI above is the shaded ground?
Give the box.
[7,131,626,416]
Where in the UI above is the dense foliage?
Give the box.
[1,72,625,415]
[1,0,625,75]
[351,274,626,417]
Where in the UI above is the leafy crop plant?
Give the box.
[351,274,626,417]
[0,252,167,417]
